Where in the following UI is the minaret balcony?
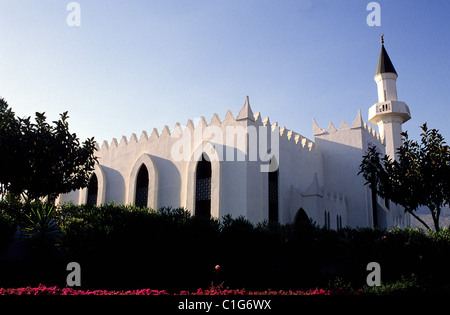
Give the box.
[369,100,411,125]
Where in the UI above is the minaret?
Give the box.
[368,35,411,160]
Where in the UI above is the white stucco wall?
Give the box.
[60,100,408,230]
[314,111,384,228]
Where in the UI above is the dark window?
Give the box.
[324,211,331,229]
[87,173,98,206]
[195,154,211,218]
[268,166,278,223]
[337,215,343,230]
[328,212,331,228]
[135,164,149,208]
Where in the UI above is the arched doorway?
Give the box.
[294,208,310,227]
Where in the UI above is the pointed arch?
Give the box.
[128,153,158,209]
[79,164,106,206]
[186,141,222,219]
[195,153,212,218]
[135,164,149,208]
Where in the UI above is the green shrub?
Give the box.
[0,210,16,250]
[2,200,450,291]
[361,274,421,295]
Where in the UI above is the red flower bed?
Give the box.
[0,284,356,295]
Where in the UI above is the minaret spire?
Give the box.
[368,36,411,160]
[376,35,397,77]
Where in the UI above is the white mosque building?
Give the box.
[60,38,412,230]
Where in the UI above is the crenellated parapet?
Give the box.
[97,96,317,158]
[278,123,315,152]
[313,109,384,148]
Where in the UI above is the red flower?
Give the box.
[215,265,220,271]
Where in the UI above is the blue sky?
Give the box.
[1,0,448,144]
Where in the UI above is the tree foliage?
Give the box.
[0,98,98,201]
[359,123,450,232]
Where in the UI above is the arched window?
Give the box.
[87,173,98,206]
[268,166,279,223]
[128,154,158,210]
[195,154,211,218]
[135,164,149,208]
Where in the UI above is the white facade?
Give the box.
[60,42,411,230]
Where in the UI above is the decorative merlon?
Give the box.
[198,116,208,127]
[339,120,349,130]
[186,119,195,130]
[161,125,171,137]
[313,118,325,136]
[149,128,159,140]
[101,140,109,149]
[119,135,128,146]
[254,112,262,124]
[129,133,138,144]
[350,109,364,129]
[210,113,221,125]
[110,138,118,148]
[224,110,235,122]
[327,122,337,133]
[139,130,148,141]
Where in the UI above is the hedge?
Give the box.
[0,201,449,292]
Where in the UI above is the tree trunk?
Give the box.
[371,186,378,228]
[408,209,432,231]
[431,207,441,233]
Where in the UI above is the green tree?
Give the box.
[0,98,98,202]
[359,123,450,232]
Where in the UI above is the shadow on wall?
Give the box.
[151,156,181,208]
[103,166,125,204]
[314,135,373,228]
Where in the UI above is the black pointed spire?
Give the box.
[376,35,397,76]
